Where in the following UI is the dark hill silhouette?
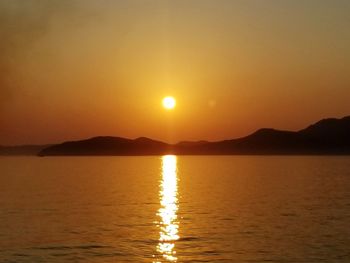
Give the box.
[299,116,350,146]
[0,144,51,155]
[37,115,350,156]
[38,136,170,156]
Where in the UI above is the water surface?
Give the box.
[0,156,350,262]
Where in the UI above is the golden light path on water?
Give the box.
[153,155,179,262]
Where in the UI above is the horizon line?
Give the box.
[2,114,349,147]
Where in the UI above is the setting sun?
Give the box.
[162,96,176,110]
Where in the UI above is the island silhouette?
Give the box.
[1,115,350,156]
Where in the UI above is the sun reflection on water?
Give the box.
[153,155,179,262]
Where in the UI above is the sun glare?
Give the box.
[162,96,176,110]
[154,155,179,262]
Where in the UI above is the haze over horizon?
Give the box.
[1,0,350,145]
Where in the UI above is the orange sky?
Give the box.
[1,0,350,145]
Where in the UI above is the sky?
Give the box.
[1,0,350,145]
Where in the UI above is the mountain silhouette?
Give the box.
[38,136,170,156]
[0,144,51,156]
[36,115,350,156]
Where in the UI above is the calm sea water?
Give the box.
[0,156,350,262]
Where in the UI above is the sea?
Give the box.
[0,156,350,262]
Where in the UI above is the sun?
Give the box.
[162,96,176,110]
